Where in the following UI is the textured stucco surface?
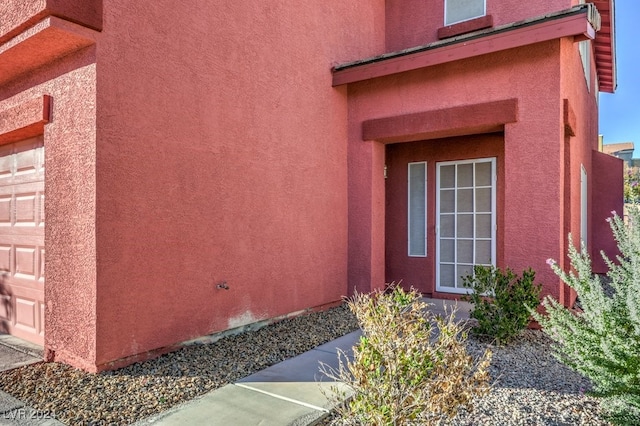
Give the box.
[0,95,50,144]
[558,36,601,305]
[0,0,102,44]
[91,0,385,368]
[0,46,98,370]
[0,17,97,87]
[347,41,570,301]
[385,0,574,51]
[0,0,618,371]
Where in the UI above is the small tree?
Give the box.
[534,209,640,424]
[321,285,492,425]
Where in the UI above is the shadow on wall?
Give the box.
[0,271,12,334]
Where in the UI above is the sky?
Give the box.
[598,0,640,156]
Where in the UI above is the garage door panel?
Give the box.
[0,175,44,187]
[15,149,40,177]
[6,181,44,192]
[0,156,12,180]
[15,246,37,278]
[39,248,44,282]
[0,233,44,242]
[0,136,44,346]
[40,194,44,226]
[15,193,38,225]
[6,277,42,294]
[15,297,37,332]
[0,245,10,271]
[0,140,43,186]
[0,197,11,224]
[39,303,44,337]
[0,295,10,321]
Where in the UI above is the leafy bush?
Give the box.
[624,168,640,203]
[534,209,640,424]
[462,265,541,344]
[321,285,492,425]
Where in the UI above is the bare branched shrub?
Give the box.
[321,285,492,425]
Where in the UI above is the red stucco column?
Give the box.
[348,133,386,295]
[503,118,565,303]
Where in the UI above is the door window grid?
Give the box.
[436,158,496,293]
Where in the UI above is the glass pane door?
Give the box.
[436,158,496,293]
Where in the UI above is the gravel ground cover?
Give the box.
[450,330,610,425]
[0,305,358,425]
[321,329,610,425]
[0,304,614,426]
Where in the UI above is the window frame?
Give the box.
[435,157,496,294]
[444,0,487,26]
[581,164,588,246]
[408,161,427,257]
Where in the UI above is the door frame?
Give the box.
[435,157,496,294]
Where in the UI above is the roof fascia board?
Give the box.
[333,9,594,86]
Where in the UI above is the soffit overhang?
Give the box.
[333,4,616,93]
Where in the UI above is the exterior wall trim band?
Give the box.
[362,99,518,143]
[333,6,596,86]
[0,95,52,145]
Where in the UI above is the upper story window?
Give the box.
[445,0,486,26]
[577,0,593,94]
[579,39,591,92]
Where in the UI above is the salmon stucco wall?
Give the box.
[384,0,573,51]
[0,0,102,44]
[0,47,98,370]
[91,0,385,369]
[558,36,602,304]
[592,152,623,273]
[347,41,570,301]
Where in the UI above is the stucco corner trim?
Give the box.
[563,99,576,137]
[0,95,52,145]
[362,99,518,144]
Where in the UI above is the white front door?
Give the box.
[436,158,496,293]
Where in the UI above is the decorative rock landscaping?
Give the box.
[0,305,358,425]
[0,305,611,425]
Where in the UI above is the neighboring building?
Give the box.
[603,142,640,176]
[0,0,621,371]
[603,142,635,165]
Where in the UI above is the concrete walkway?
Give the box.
[136,298,472,426]
[0,298,471,426]
[136,331,361,426]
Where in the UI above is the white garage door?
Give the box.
[0,136,45,345]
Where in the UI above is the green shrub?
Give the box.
[462,265,542,344]
[534,209,640,425]
[321,285,492,426]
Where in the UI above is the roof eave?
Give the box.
[593,0,616,93]
[332,5,601,87]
